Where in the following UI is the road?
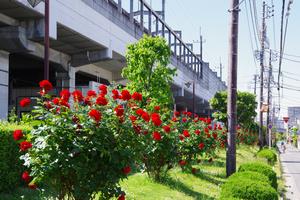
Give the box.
[280,143,300,200]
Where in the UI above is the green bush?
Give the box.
[257,148,277,165]
[238,162,277,189]
[228,171,271,185]
[0,122,31,193]
[220,177,278,200]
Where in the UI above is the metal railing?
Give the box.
[106,0,203,79]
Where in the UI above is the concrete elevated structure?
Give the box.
[0,0,226,119]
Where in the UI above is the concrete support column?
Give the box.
[0,51,9,120]
[68,66,76,92]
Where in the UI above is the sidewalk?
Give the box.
[280,143,300,200]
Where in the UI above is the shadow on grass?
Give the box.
[200,160,225,168]
[193,171,225,186]
[160,176,215,200]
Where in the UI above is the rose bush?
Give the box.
[16,82,140,200]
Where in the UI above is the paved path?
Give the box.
[280,143,300,200]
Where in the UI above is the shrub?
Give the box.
[0,122,31,193]
[257,148,277,165]
[228,171,271,185]
[238,162,277,189]
[220,176,278,200]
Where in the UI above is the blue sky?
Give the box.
[122,0,300,117]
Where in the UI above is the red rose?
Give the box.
[112,89,120,100]
[172,117,178,122]
[52,98,60,105]
[136,108,144,116]
[22,171,31,182]
[87,90,97,97]
[194,130,201,135]
[179,135,184,141]
[129,115,137,123]
[183,130,190,138]
[204,127,209,133]
[152,131,162,141]
[39,80,53,91]
[72,90,84,102]
[96,96,108,106]
[206,133,211,138]
[212,133,218,139]
[206,118,212,124]
[132,92,142,101]
[182,118,187,123]
[151,113,162,126]
[114,105,124,117]
[60,89,70,101]
[178,160,187,166]
[154,106,160,111]
[88,109,101,122]
[174,111,180,117]
[141,112,150,122]
[187,112,192,117]
[118,194,125,200]
[13,130,23,141]
[84,97,92,106]
[122,166,131,175]
[60,100,70,108]
[163,125,171,133]
[121,90,131,101]
[20,141,32,151]
[134,125,142,134]
[208,125,212,130]
[19,98,31,107]
[198,142,205,150]
[98,84,107,95]
[28,183,37,190]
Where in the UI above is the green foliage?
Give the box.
[228,171,271,185]
[220,174,278,200]
[257,148,277,165]
[122,34,176,107]
[0,122,31,193]
[210,91,257,127]
[238,162,277,189]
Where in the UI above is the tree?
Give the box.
[210,91,257,128]
[122,34,176,108]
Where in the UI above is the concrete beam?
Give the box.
[71,49,113,67]
[0,13,19,26]
[27,40,70,71]
[0,26,34,53]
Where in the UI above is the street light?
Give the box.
[185,81,195,118]
[27,0,50,80]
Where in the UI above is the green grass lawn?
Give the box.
[1,145,283,200]
[120,145,260,200]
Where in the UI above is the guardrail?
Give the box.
[106,0,203,79]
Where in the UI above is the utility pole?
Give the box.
[193,27,205,61]
[219,57,224,81]
[254,74,258,95]
[226,0,240,177]
[259,1,266,149]
[267,50,272,148]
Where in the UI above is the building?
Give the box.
[0,0,226,119]
[288,107,300,128]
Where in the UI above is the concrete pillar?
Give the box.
[0,51,9,120]
[68,66,76,92]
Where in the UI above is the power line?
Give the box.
[277,0,286,90]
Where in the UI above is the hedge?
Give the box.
[0,122,31,193]
[228,171,271,185]
[220,176,278,200]
[238,162,277,189]
[257,148,277,165]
